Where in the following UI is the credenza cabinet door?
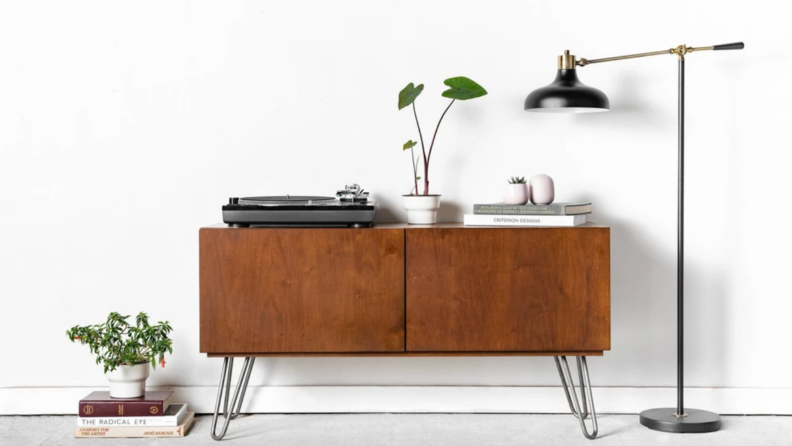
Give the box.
[406,228,610,353]
[200,228,405,353]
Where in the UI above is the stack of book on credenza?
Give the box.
[75,391,194,438]
[464,202,592,227]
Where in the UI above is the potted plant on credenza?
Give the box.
[399,77,487,224]
[504,176,529,205]
[67,312,173,398]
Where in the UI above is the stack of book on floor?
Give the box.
[75,391,194,438]
[464,202,592,227]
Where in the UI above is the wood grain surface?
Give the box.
[406,227,610,352]
[200,228,405,353]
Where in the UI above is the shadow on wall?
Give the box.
[373,194,401,223]
[584,191,727,387]
[572,72,670,130]
[436,201,464,223]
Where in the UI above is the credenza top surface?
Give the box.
[202,222,608,230]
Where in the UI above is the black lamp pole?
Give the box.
[525,42,744,434]
[678,57,686,420]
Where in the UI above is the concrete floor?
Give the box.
[1,414,791,445]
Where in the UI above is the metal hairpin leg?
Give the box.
[211,357,256,441]
[554,356,598,440]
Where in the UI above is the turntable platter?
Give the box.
[224,184,375,227]
[238,196,335,205]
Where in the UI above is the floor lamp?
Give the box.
[524,42,744,433]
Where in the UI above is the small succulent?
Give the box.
[508,176,527,184]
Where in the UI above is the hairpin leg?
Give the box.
[554,356,598,440]
[211,357,256,441]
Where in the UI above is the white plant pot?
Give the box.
[503,184,528,205]
[403,195,442,225]
[107,363,150,398]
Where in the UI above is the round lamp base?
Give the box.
[639,408,721,433]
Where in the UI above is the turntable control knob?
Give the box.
[229,197,239,205]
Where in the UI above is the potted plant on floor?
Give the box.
[399,77,487,224]
[67,312,173,398]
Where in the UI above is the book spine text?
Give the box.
[74,413,194,438]
[76,416,178,427]
[463,214,585,227]
[79,402,165,418]
[74,425,186,438]
[473,205,565,215]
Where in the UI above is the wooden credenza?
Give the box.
[199,223,610,440]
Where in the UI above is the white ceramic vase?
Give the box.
[107,363,150,398]
[503,184,528,205]
[403,195,442,224]
[529,174,555,205]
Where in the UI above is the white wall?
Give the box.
[1,0,789,414]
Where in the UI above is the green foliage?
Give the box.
[398,83,424,110]
[442,77,488,100]
[508,176,527,184]
[398,76,487,195]
[66,312,173,373]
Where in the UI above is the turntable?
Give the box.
[223,184,376,227]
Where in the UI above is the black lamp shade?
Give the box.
[525,69,609,113]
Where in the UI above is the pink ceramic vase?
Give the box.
[529,174,555,205]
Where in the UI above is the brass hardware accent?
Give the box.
[672,45,698,60]
[573,44,716,67]
[558,50,576,70]
[576,49,672,66]
[689,46,714,52]
[673,412,689,418]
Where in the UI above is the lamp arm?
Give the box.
[577,42,743,67]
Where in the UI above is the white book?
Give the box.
[74,412,194,438]
[76,403,187,427]
[463,214,586,227]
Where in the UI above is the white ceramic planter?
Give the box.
[503,184,528,205]
[107,363,150,398]
[403,195,442,224]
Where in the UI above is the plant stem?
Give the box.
[412,102,427,194]
[410,147,419,195]
[425,99,455,195]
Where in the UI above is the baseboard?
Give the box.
[1,386,789,415]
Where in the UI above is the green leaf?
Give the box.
[68,311,175,373]
[441,77,487,100]
[398,83,424,110]
[403,140,417,151]
[415,177,421,180]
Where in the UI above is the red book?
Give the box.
[78,391,174,417]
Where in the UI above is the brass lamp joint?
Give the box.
[672,45,692,61]
[558,50,577,70]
